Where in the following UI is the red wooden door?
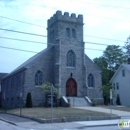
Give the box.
[66,78,77,96]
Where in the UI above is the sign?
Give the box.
[118,119,130,129]
[110,89,112,99]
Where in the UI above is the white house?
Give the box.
[110,61,130,106]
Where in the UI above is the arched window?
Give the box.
[66,28,70,38]
[67,50,76,67]
[88,74,94,87]
[35,70,43,85]
[72,29,76,39]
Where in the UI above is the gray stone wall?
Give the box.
[1,71,25,108]
[47,11,86,97]
[85,55,103,101]
[1,10,103,108]
[23,47,54,107]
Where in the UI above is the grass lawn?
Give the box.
[4,107,113,119]
[101,106,130,112]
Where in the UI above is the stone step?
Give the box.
[68,97,88,107]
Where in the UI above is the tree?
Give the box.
[26,92,33,108]
[94,45,126,105]
[93,57,110,85]
[40,83,59,96]
[94,45,127,85]
[40,83,59,107]
[103,45,127,72]
[124,36,130,56]
[100,84,113,105]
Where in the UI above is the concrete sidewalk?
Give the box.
[74,107,130,116]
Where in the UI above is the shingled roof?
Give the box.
[0,73,8,81]
[3,46,53,79]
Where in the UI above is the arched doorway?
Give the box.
[66,78,77,96]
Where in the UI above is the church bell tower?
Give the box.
[47,11,86,97]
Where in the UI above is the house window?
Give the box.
[67,50,76,67]
[122,69,125,77]
[72,29,76,39]
[88,74,94,87]
[35,70,43,85]
[66,28,70,38]
[116,83,119,90]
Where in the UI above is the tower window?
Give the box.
[66,28,70,38]
[67,50,76,67]
[72,29,76,39]
[35,70,43,85]
[88,74,94,87]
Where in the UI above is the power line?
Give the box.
[0,4,130,27]
[0,44,104,54]
[0,36,46,44]
[85,13,130,23]
[0,28,125,43]
[0,36,125,48]
[0,28,47,37]
[78,0,130,9]
[84,35,124,42]
[85,47,104,51]
[85,41,124,47]
[13,1,130,23]
[0,16,46,28]
[15,0,130,10]
[0,45,38,53]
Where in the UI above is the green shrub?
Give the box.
[26,92,33,108]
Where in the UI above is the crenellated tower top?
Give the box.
[47,10,83,27]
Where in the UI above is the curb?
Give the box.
[77,123,117,128]
[0,117,17,126]
[0,112,121,125]
[20,115,121,123]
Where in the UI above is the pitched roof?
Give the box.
[0,73,8,81]
[85,54,102,72]
[110,63,130,83]
[3,46,53,79]
[122,64,130,71]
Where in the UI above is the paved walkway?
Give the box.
[73,106,130,116]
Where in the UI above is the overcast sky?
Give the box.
[0,0,130,73]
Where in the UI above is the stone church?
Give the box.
[1,11,103,108]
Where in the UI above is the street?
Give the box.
[0,120,28,130]
[0,120,120,130]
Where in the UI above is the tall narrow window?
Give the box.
[67,50,76,67]
[35,70,43,85]
[66,28,70,38]
[72,29,76,39]
[116,83,119,90]
[122,69,125,77]
[88,74,94,87]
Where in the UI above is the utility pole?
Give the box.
[51,84,54,123]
